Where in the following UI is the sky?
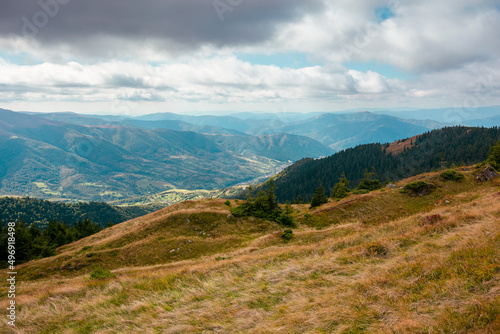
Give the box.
[0,0,499,115]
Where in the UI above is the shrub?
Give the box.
[89,266,115,280]
[224,200,231,207]
[356,168,382,192]
[357,179,382,191]
[352,189,370,195]
[276,212,296,227]
[401,181,435,196]
[366,242,388,256]
[441,169,465,182]
[281,229,293,242]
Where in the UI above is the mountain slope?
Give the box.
[5,169,500,333]
[265,126,500,202]
[134,111,436,151]
[37,112,246,135]
[266,112,432,150]
[372,105,500,123]
[0,196,164,228]
[0,109,332,202]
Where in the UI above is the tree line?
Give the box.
[0,197,163,229]
[254,126,500,203]
[0,218,104,268]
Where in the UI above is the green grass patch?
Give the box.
[89,266,115,280]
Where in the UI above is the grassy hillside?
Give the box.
[3,168,500,333]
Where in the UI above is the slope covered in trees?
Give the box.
[268,126,500,202]
[0,197,164,228]
[0,219,103,268]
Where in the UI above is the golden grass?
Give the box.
[2,171,500,333]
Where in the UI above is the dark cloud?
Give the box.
[1,0,324,51]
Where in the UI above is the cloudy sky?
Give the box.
[0,0,499,115]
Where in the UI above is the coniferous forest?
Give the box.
[0,198,164,267]
[264,126,500,202]
[0,197,164,229]
[0,218,103,268]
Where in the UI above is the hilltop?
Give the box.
[3,166,500,333]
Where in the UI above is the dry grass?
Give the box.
[2,171,500,333]
[384,134,422,156]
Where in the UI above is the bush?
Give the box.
[89,266,115,280]
[352,189,370,195]
[230,179,286,223]
[357,179,382,191]
[401,181,434,196]
[224,200,231,207]
[356,168,382,192]
[281,229,293,242]
[276,212,296,227]
[441,169,465,182]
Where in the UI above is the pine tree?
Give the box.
[310,182,328,208]
[266,178,278,212]
[357,167,382,191]
[487,140,500,170]
[331,172,350,199]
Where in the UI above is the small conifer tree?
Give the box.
[331,172,350,199]
[310,181,328,208]
[486,140,500,170]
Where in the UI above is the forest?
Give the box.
[263,126,500,202]
[0,218,103,268]
[0,197,163,228]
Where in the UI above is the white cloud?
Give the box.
[0,0,499,113]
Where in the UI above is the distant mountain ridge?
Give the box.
[132,110,438,151]
[3,106,500,203]
[0,109,332,202]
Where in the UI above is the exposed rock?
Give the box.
[475,165,499,182]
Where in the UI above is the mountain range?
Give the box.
[1,106,500,203]
[0,109,333,202]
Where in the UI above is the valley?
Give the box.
[2,106,498,205]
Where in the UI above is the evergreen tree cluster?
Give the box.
[265,126,500,202]
[0,197,162,229]
[331,173,349,199]
[0,218,103,268]
[486,140,500,170]
[231,180,295,227]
